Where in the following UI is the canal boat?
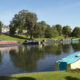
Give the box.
[0,41,18,47]
[61,39,72,45]
[72,38,80,44]
[23,39,40,45]
[56,51,80,71]
[72,38,80,41]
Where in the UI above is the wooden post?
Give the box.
[66,64,71,71]
[55,63,59,71]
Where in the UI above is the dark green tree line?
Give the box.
[62,25,71,37]
[72,27,80,37]
[0,21,3,34]
[0,9,79,39]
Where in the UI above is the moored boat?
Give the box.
[23,39,40,45]
[60,39,72,44]
[72,38,80,44]
[56,51,80,71]
[0,41,18,47]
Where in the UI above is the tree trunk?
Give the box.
[30,31,33,39]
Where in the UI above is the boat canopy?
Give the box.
[57,51,80,64]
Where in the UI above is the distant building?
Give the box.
[2,26,27,35]
[16,29,27,34]
[2,26,9,34]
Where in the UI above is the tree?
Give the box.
[9,23,16,35]
[17,10,28,34]
[9,10,28,35]
[54,24,62,36]
[52,26,59,38]
[0,21,3,34]
[62,25,71,37]
[45,25,53,38]
[38,21,47,38]
[25,12,37,39]
[33,23,41,38]
[72,27,80,37]
[33,21,48,38]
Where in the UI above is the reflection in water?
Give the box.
[9,45,45,72]
[0,42,80,76]
[44,44,62,55]
[62,44,71,53]
[0,51,2,64]
[72,42,80,51]
[0,46,18,65]
[0,46,18,53]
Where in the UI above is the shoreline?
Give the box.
[0,34,77,42]
[0,71,80,80]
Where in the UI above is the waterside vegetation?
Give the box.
[0,10,80,42]
[0,34,73,42]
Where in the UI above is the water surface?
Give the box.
[0,41,80,76]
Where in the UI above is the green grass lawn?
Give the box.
[35,36,73,41]
[0,34,65,42]
[0,34,74,42]
[0,34,27,42]
[0,71,80,80]
[35,36,65,41]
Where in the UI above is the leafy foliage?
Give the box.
[52,26,59,38]
[45,25,53,38]
[9,10,28,35]
[0,21,3,34]
[72,27,80,37]
[3,9,80,39]
[26,12,37,39]
[62,25,71,37]
[54,24,62,36]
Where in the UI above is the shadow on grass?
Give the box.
[0,77,36,80]
[3,34,27,39]
[9,35,27,39]
[65,76,80,80]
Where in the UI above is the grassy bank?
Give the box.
[0,34,74,42]
[35,36,65,41]
[0,34,64,42]
[34,36,73,41]
[0,71,80,80]
[0,34,26,42]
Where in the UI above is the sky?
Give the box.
[0,0,80,29]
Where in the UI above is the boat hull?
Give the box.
[0,41,18,47]
[23,42,39,45]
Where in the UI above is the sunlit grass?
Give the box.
[0,34,73,42]
[0,71,80,80]
[0,34,26,42]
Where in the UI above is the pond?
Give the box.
[0,41,80,76]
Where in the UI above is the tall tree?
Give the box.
[33,21,48,38]
[9,10,28,35]
[62,25,71,37]
[38,21,47,38]
[54,24,62,36]
[33,23,42,38]
[9,23,16,35]
[52,26,59,38]
[26,12,37,39]
[72,27,80,37]
[45,25,53,38]
[0,21,3,34]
